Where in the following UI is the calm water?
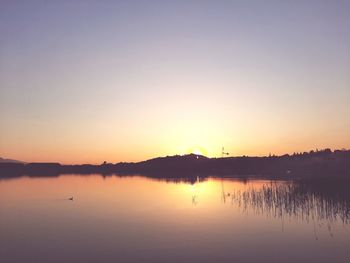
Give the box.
[1,174,349,263]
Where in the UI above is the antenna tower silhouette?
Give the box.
[221,147,229,158]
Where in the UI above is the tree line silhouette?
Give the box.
[0,149,349,179]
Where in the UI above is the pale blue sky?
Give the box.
[1,0,350,163]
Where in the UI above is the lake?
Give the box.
[1,174,349,263]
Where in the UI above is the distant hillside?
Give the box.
[0,157,25,164]
[0,149,350,179]
[114,150,350,178]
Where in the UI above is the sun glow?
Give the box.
[189,146,207,156]
[192,149,202,155]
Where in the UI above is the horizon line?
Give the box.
[2,147,348,166]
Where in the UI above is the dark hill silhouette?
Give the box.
[0,157,25,164]
[0,149,349,179]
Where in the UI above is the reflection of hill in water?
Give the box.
[228,179,350,225]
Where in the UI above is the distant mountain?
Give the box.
[0,157,25,164]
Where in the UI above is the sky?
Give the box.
[1,0,350,164]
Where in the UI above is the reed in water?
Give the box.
[229,181,350,225]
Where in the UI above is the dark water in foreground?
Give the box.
[0,175,349,263]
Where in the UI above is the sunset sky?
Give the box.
[1,0,350,164]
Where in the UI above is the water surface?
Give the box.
[1,174,349,262]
